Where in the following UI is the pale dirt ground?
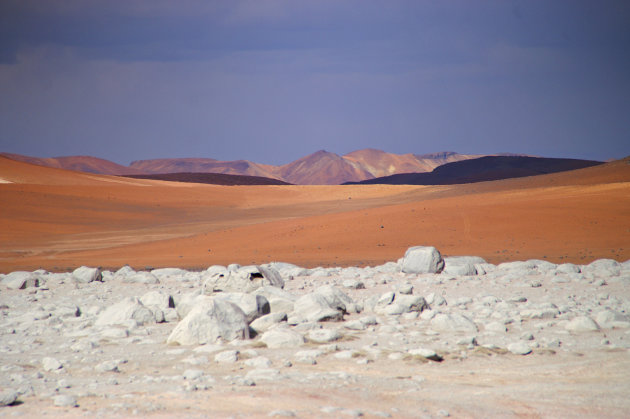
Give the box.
[1,267,630,418]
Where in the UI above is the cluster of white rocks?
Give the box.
[1,246,629,416]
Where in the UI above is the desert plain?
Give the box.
[1,156,630,418]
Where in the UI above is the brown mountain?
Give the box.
[0,149,532,185]
[0,152,141,175]
[278,150,374,185]
[128,158,280,180]
[344,149,482,178]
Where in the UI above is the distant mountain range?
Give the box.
[1,150,600,185]
[2,149,488,184]
[344,156,604,185]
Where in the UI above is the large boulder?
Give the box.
[166,296,249,345]
[202,265,284,293]
[73,266,102,283]
[123,271,159,284]
[430,313,478,333]
[400,246,444,274]
[442,256,486,276]
[375,293,427,315]
[260,327,305,348]
[253,286,297,313]
[2,271,40,290]
[95,297,154,326]
[213,293,270,323]
[140,290,175,310]
[289,285,360,324]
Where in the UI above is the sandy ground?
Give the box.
[1,156,628,272]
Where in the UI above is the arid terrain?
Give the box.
[0,155,629,418]
[0,155,628,272]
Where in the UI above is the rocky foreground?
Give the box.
[1,246,630,418]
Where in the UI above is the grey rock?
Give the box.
[2,271,39,290]
[151,267,189,280]
[72,266,102,283]
[250,312,288,334]
[401,246,445,274]
[140,290,175,310]
[484,321,507,333]
[0,390,18,406]
[174,290,204,319]
[565,316,599,332]
[42,357,62,371]
[443,256,485,276]
[167,296,249,345]
[245,356,272,368]
[95,360,120,372]
[214,350,239,363]
[95,297,154,327]
[594,310,630,329]
[430,313,478,333]
[122,271,159,284]
[214,292,270,323]
[52,394,78,407]
[308,328,342,343]
[183,369,204,380]
[507,341,532,355]
[260,328,305,348]
[203,265,284,293]
[290,286,358,324]
[377,294,427,315]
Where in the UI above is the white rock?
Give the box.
[72,266,102,283]
[260,328,305,348]
[95,297,154,327]
[401,246,445,274]
[214,350,239,363]
[245,356,272,368]
[183,369,204,380]
[443,256,485,276]
[250,312,288,334]
[95,360,120,372]
[594,310,630,329]
[123,271,159,284]
[308,328,342,343]
[290,286,358,323]
[565,316,599,332]
[53,395,77,407]
[167,297,250,345]
[2,271,40,289]
[507,342,532,355]
[0,390,18,406]
[140,290,175,310]
[214,293,270,323]
[430,313,478,333]
[42,357,62,371]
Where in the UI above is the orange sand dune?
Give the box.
[1,156,629,272]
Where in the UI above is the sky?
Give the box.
[1,0,629,166]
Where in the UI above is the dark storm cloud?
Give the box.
[0,0,628,165]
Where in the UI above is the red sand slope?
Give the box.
[1,156,628,271]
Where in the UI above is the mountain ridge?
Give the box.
[2,149,559,185]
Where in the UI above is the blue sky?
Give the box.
[1,0,629,165]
